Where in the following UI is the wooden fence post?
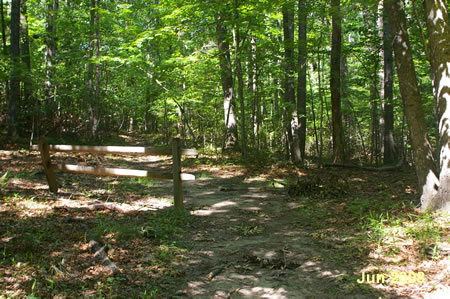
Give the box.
[172,138,184,211]
[38,138,58,193]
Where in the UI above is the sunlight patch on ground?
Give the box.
[192,208,230,216]
[245,177,268,182]
[212,200,237,208]
[17,201,51,215]
[237,286,288,298]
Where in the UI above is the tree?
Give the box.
[386,0,439,208]
[9,0,21,136]
[330,0,345,163]
[382,0,396,165]
[216,14,239,150]
[1,0,9,116]
[423,0,450,211]
[21,0,33,128]
[297,0,307,163]
[283,1,301,164]
[233,0,246,156]
[86,0,101,140]
[44,0,58,126]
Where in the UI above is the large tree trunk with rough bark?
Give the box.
[382,1,396,165]
[9,0,21,137]
[330,0,345,163]
[233,0,246,156]
[44,0,58,125]
[297,0,307,163]
[386,0,439,208]
[216,16,239,150]
[87,0,100,140]
[283,2,301,165]
[423,0,450,211]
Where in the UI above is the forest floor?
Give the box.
[0,134,449,298]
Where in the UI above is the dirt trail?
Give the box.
[175,171,386,298]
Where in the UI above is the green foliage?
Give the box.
[0,0,439,163]
[141,209,191,244]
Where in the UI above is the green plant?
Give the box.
[232,224,263,236]
[141,210,191,244]
[0,171,9,189]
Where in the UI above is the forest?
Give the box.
[0,0,449,297]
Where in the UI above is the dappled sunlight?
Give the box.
[427,7,444,26]
[237,286,288,298]
[211,200,238,208]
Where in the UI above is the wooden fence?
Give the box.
[31,138,197,211]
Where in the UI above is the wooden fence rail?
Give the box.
[32,138,197,211]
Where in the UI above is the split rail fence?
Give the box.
[31,138,197,211]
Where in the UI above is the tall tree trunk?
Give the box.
[95,0,101,134]
[423,0,450,211]
[386,0,439,207]
[283,2,301,165]
[216,16,239,150]
[1,0,9,110]
[330,0,345,163]
[250,35,258,148]
[383,0,396,165]
[297,0,307,163]
[44,0,58,124]
[9,0,21,136]
[21,0,33,132]
[370,76,380,166]
[87,0,99,140]
[233,0,246,156]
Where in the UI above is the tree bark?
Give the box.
[297,0,307,163]
[423,0,450,211]
[233,0,246,156]
[9,0,21,136]
[386,0,439,207]
[87,0,99,140]
[382,0,396,165]
[283,2,301,165]
[330,0,345,163]
[1,0,9,111]
[21,0,33,131]
[216,16,239,150]
[44,0,58,122]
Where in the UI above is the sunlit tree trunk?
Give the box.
[330,0,345,163]
[423,0,450,211]
[44,0,58,124]
[283,2,301,165]
[87,0,99,140]
[297,0,307,163]
[386,0,439,207]
[9,0,21,136]
[233,0,246,156]
[216,16,239,150]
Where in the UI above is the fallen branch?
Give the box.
[80,224,121,276]
[207,264,226,281]
[323,160,403,172]
[89,240,121,276]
